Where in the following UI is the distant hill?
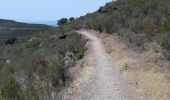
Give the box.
[0,19,50,29]
[0,19,51,45]
[30,21,57,26]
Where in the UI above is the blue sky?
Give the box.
[0,0,112,23]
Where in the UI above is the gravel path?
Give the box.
[77,31,137,100]
[62,31,138,100]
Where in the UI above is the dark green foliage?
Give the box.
[160,33,170,50]
[69,17,75,22]
[164,17,170,32]
[75,46,87,59]
[57,18,68,26]
[0,58,5,69]
[5,37,17,45]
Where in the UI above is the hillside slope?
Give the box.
[0,22,86,99]
[0,19,50,46]
[67,0,170,58]
[58,0,170,99]
[1,0,170,99]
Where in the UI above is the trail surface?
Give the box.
[76,31,136,100]
[62,31,138,100]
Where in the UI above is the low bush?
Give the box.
[159,33,170,51]
[1,77,22,100]
[5,38,17,45]
[23,85,39,100]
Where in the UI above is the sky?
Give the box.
[0,0,112,24]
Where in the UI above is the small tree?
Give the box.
[69,17,75,22]
[57,18,68,26]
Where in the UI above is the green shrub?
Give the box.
[160,34,170,50]
[0,58,5,69]
[23,85,39,100]
[164,17,170,31]
[1,77,22,100]
[69,17,75,22]
[57,18,68,26]
[5,38,17,45]
[76,46,87,59]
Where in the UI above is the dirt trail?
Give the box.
[62,30,170,100]
[61,30,138,100]
[75,31,137,100]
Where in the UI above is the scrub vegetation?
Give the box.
[68,0,170,59]
[0,19,86,99]
[1,0,170,99]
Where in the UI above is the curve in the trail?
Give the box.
[77,31,137,100]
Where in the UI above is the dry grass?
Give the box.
[132,70,170,100]
[96,31,170,100]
